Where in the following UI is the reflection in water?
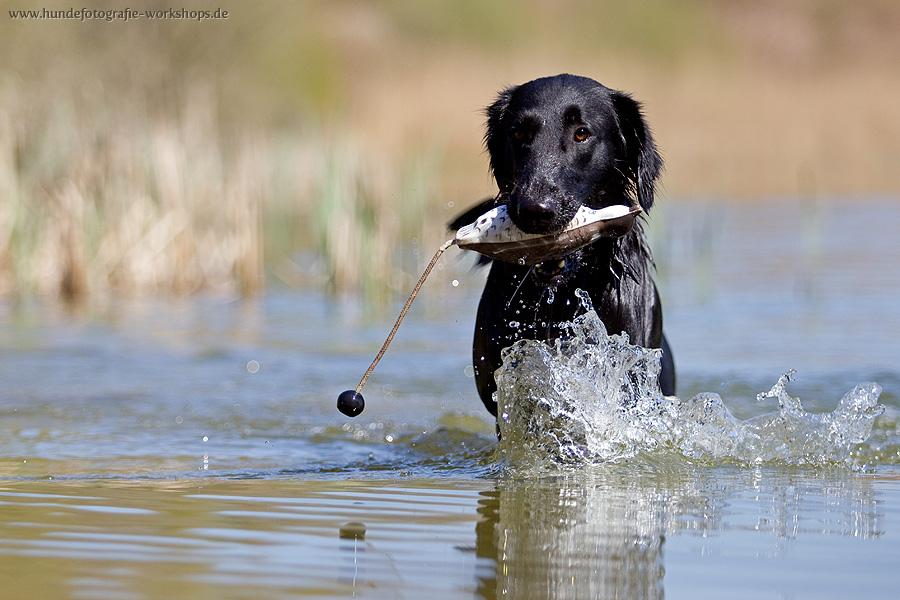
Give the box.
[0,469,889,599]
[474,466,882,599]
[475,470,673,600]
[0,481,493,599]
[338,521,367,592]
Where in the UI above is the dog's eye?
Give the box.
[512,128,526,141]
[573,127,592,143]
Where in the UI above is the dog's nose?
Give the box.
[510,196,558,233]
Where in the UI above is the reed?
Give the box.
[310,139,444,302]
[0,78,443,302]
[1,81,264,299]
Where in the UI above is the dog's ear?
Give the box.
[611,92,663,212]
[484,86,518,193]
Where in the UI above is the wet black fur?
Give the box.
[450,74,676,416]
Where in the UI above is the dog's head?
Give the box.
[485,74,662,236]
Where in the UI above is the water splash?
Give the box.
[495,290,884,467]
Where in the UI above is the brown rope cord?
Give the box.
[354,239,455,394]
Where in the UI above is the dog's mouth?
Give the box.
[532,254,578,285]
[454,203,640,267]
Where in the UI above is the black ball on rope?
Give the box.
[337,390,365,417]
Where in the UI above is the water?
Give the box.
[2,198,900,598]
[495,290,884,466]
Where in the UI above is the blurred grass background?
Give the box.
[2,0,898,301]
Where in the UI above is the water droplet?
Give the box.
[494,288,885,466]
[451,279,459,287]
[509,321,520,329]
[246,360,260,373]
[546,288,556,304]
[517,257,526,266]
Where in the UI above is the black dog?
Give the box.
[450,74,675,416]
